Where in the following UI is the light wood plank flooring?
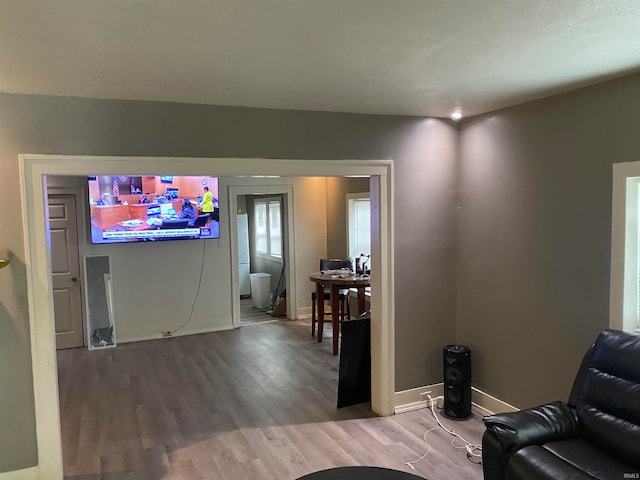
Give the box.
[57,319,484,480]
[240,297,281,325]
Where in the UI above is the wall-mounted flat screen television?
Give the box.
[88,175,219,244]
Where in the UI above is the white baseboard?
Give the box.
[394,383,443,414]
[394,384,518,416]
[471,387,518,415]
[0,466,38,480]
[297,306,312,320]
[119,324,234,344]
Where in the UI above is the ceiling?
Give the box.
[1,0,639,119]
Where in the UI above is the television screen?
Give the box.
[146,204,161,216]
[88,175,219,244]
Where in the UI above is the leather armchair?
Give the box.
[482,329,640,480]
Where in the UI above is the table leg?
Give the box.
[316,283,325,343]
[357,287,366,316]
[332,284,340,355]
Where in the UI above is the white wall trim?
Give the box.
[228,185,296,328]
[471,387,518,415]
[394,383,444,414]
[0,467,38,480]
[370,172,396,415]
[394,384,518,416]
[119,324,234,344]
[610,161,640,332]
[345,191,371,262]
[19,154,395,480]
[19,157,64,479]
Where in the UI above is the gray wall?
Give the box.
[0,93,457,472]
[457,73,640,408]
[7,70,636,474]
[394,119,458,390]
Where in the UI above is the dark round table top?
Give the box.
[296,466,425,480]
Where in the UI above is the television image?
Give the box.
[146,204,161,216]
[88,175,219,244]
[160,176,174,183]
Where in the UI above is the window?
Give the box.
[254,197,282,261]
[347,193,371,265]
[610,163,640,333]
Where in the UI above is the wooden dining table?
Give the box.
[309,272,371,355]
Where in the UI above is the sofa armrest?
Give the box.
[483,401,579,456]
[482,427,508,480]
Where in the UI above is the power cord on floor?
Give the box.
[405,394,482,470]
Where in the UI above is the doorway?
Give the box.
[21,155,394,479]
[229,186,294,328]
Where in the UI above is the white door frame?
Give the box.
[228,185,295,328]
[19,154,395,480]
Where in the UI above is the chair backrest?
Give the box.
[570,329,640,468]
[320,258,352,271]
[194,213,209,227]
[161,218,189,229]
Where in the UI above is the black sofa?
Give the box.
[482,329,640,480]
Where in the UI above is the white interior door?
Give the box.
[49,194,84,349]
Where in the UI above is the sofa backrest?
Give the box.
[574,329,640,468]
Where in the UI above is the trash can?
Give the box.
[249,273,272,309]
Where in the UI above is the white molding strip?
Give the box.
[394,384,518,415]
[0,466,38,480]
[394,383,443,414]
[610,161,640,333]
[471,387,518,415]
[119,324,234,344]
[20,154,395,477]
[297,306,312,320]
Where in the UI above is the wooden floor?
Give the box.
[57,319,485,480]
[239,297,281,326]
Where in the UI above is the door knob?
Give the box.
[71,276,79,282]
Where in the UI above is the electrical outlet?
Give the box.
[162,331,172,337]
[420,391,433,406]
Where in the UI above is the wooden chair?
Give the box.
[311,259,352,338]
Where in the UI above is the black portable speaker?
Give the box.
[443,344,472,418]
